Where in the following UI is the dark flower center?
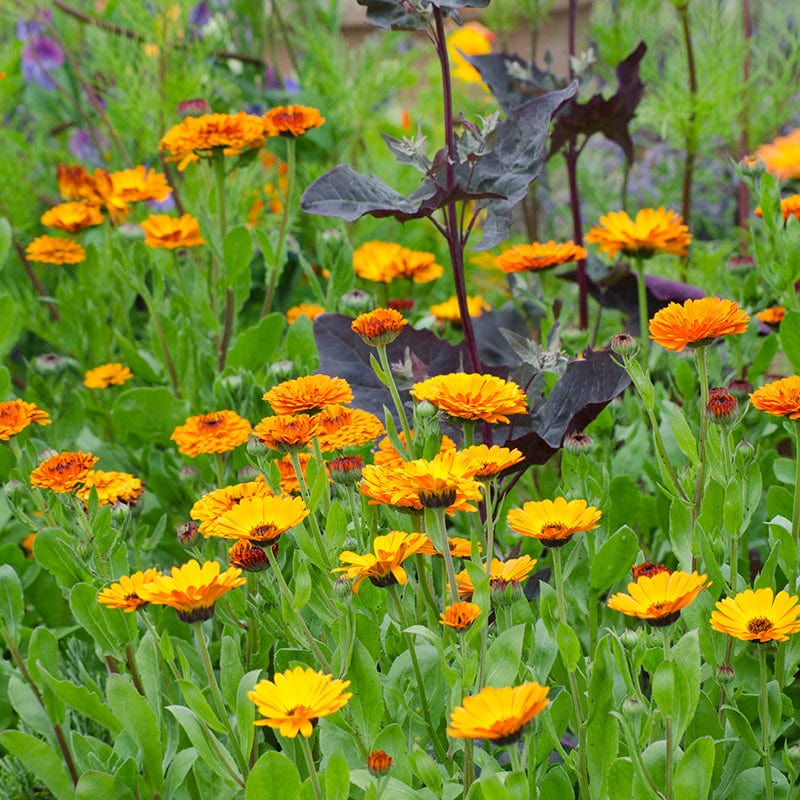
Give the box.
[747,616,773,635]
[249,523,278,541]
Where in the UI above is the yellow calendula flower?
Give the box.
[756,306,785,326]
[263,375,353,415]
[315,406,385,451]
[585,208,691,259]
[211,495,309,543]
[352,308,408,346]
[710,587,800,643]
[607,570,710,626]
[140,214,205,249]
[41,201,104,233]
[286,303,326,325]
[447,22,495,87]
[190,478,274,536]
[750,375,800,420]
[248,666,351,738]
[496,241,587,274]
[25,235,86,265]
[77,470,144,507]
[353,241,443,284]
[97,569,162,613]
[429,295,490,324]
[455,555,538,598]
[755,128,800,180]
[506,497,602,547]
[83,362,133,389]
[255,414,318,454]
[461,444,524,480]
[0,399,51,440]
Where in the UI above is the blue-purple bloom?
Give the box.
[21,35,63,90]
[68,129,108,165]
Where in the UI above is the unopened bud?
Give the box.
[706,387,738,427]
[622,696,644,719]
[178,98,210,117]
[717,664,735,685]
[267,360,293,381]
[620,628,639,650]
[563,431,594,455]
[33,352,69,376]
[367,749,392,777]
[179,465,201,483]
[611,332,639,358]
[177,520,200,547]
[340,289,373,315]
[3,479,25,499]
[738,154,766,178]
[237,466,260,483]
[329,455,363,486]
[786,744,800,768]
[246,436,269,457]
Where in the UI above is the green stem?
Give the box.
[552,546,567,626]
[215,453,227,489]
[415,553,441,625]
[141,612,182,682]
[288,450,331,569]
[692,346,709,570]
[791,421,800,591]
[760,644,775,800]
[635,257,649,362]
[125,642,146,696]
[72,497,111,581]
[387,585,449,764]
[664,627,673,800]
[463,738,475,794]
[478,485,496,688]
[720,429,738,592]
[508,741,524,773]
[261,137,296,318]
[298,736,323,800]
[137,279,182,398]
[194,624,249,780]
[432,508,460,606]
[377,344,413,457]
[264,546,334,673]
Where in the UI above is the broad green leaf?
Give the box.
[780,310,800,374]
[586,635,618,800]
[32,528,91,592]
[347,639,384,744]
[236,669,260,759]
[670,406,698,465]
[323,748,350,800]
[674,736,715,800]
[0,564,24,643]
[70,583,129,657]
[178,679,224,733]
[226,313,283,371]
[0,731,73,800]
[485,624,526,687]
[409,746,442,794]
[722,705,760,752]
[223,225,253,284]
[589,525,638,592]
[110,387,190,444]
[0,294,21,356]
[39,666,122,735]
[556,622,581,671]
[0,217,11,269]
[246,751,300,800]
[76,771,136,800]
[539,764,575,800]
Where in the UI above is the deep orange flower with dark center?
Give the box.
[159,112,267,171]
[353,241,443,284]
[332,531,430,592]
[750,375,800,419]
[411,373,527,424]
[506,497,602,547]
[77,470,144,507]
[228,539,273,572]
[756,306,785,325]
[373,430,456,469]
[191,478,274,536]
[631,562,671,580]
[97,568,162,613]
[171,410,253,457]
[352,308,408,346]
[0,399,51,440]
[137,559,247,623]
[57,164,96,200]
[401,450,483,511]
[25,235,86,265]
[41,201,104,233]
[286,303,326,324]
[607,570,710,626]
[755,195,800,223]
[211,495,309,542]
[255,414,318,454]
[496,240,587,273]
[30,451,98,493]
[440,601,482,630]
[429,295,490,324]
[141,214,205,249]
[755,128,800,180]
[316,407,385,451]
[263,105,325,137]
[109,165,172,204]
[648,297,750,351]
[461,445,524,480]
[585,208,691,259]
[83,363,133,389]
[447,682,550,744]
[263,375,353,415]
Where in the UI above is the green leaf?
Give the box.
[323,748,350,800]
[722,705,761,752]
[586,635,618,800]
[539,765,574,800]
[246,751,300,800]
[668,498,693,571]
[178,679,225,733]
[293,558,312,611]
[670,406,698,465]
[780,310,800,374]
[286,314,319,371]
[589,525,638,592]
[0,294,22,356]
[409,745,442,793]
[556,622,581,671]
[110,387,190,444]
[0,731,73,800]
[347,639,384,744]
[0,564,24,643]
[39,666,122,735]
[76,771,136,800]
[227,313,284,371]
[485,624,526,687]
[168,705,241,785]
[0,217,11,269]
[107,674,164,794]
[223,225,254,285]
[747,333,779,383]
[70,583,130,657]
[755,540,781,590]
[34,529,92,591]
[236,669,259,760]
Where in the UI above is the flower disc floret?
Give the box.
[171,410,253,457]
[263,375,353,415]
[749,376,800,419]
[447,682,550,744]
[496,240,587,273]
[607,570,710,626]
[585,208,691,259]
[710,587,800,642]
[411,373,527,424]
[648,297,750,351]
[506,497,601,547]
[0,399,51,440]
[248,666,351,738]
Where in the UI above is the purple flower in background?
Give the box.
[148,194,176,213]
[189,1,212,27]
[16,10,51,41]
[68,129,108,166]
[21,35,63,90]
[264,65,300,95]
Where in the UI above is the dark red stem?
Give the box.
[737,0,752,235]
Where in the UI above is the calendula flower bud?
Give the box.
[246,436,269,457]
[622,696,644,719]
[33,352,70,376]
[329,455,364,486]
[237,466,260,483]
[267,360,293,382]
[737,154,765,178]
[3,479,25,499]
[177,520,200,547]
[563,431,594,455]
[717,664,735,685]
[706,387,738,427]
[620,628,639,650]
[786,745,800,768]
[340,289,374,315]
[179,465,201,484]
[610,332,639,358]
[367,749,392,777]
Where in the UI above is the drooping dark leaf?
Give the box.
[549,41,647,163]
[465,53,564,112]
[464,82,578,249]
[356,0,429,30]
[471,303,528,368]
[507,349,630,464]
[313,314,469,417]
[431,0,489,7]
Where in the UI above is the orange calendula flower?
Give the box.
[447,682,550,744]
[756,306,785,325]
[506,497,602,547]
[749,375,800,419]
[159,112,267,171]
[190,478,274,536]
[367,749,393,776]
[0,399,51,440]
[109,165,172,204]
[25,235,86,265]
[333,531,430,592]
[255,414,318,454]
[275,452,314,493]
[430,295,490,324]
[353,241,444,284]
[440,600,482,630]
[97,568,162,612]
[41,201,104,233]
[710,587,800,643]
[286,303,326,324]
[455,555,537,598]
[496,240,587,274]
[447,22,495,86]
[248,666,351,738]
[228,539,273,572]
[755,194,800,224]
[263,105,325,137]
[648,297,750,352]
[607,570,710,626]
[263,375,353,415]
[411,373,527,424]
[352,308,408,346]
[755,128,800,180]
[373,430,456,468]
[171,410,253,457]
[461,444,524,480]
[57,164,96,200]
[631,562,671,579]
[137,559,247,622]
[141,214,205,249]
[401,450,483,511]
[30,451,98,493]
[585,208,691,259]
[417,535,480,558]
[315,406,385,451]
[77,470,144,507]
[83,362,133,389]
[211,495,309,543]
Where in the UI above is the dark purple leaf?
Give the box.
[549,41,647,163]
[464,53,563,112]
[471,304,528,369]
[432,0,489,6]
[356,0,429,30]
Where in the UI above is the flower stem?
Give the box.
[298,736,323,800]
[137,279,182,398]
[289,450,331,569]
[663,627,674,800]
[387,585,449,764]
[376,344,413,458]
[477,486,496,688]
[759,644,775,800]
[508,741,524,773]
[432,508,460,606]
[193,624,249,780]
[791,420,800,592]
[635,256,649,361]
[692,346,710,570]
[552,546,567,626]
